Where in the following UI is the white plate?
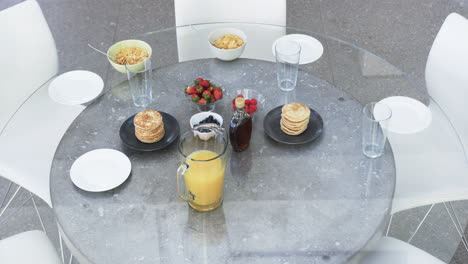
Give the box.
[272,34,324,64]
[379,96,432,134]
[48,70,104,105]
[70,149,131,192]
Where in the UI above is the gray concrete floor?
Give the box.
[1,0,468,263]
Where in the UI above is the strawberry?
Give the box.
[251,98,257,105]
[232,98,236,110]
[198,98,207,104]
[250,105,257,113]
[245,99,251,105]
[200,79,210,88]
[184,86,196,95]
[202,90,212,100]
[191,94,200,102]
[214,86,222,92]
[237,94,244,98]
[195,85,203,94]
[194,78,203,85]
[209,86,215,93]
[213,90,223,100]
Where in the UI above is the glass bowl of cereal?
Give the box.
[208,28,247,61]
[107,40,152,73]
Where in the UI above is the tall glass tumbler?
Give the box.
[125,57,153,107]
[275,40,301,91]
[362,102,392,158]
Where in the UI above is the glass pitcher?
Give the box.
[177,124,229,212]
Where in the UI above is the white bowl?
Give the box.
[208,28,247,61]
[190,112,223,141]
[107,39,152,73]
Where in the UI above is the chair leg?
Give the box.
[407,204,434,243]
[443,202,468,252]
[31,195,46,232]
[59,229,65,264]
[386,213,393,236]
[0,181,12,210]
[0,185,21,218]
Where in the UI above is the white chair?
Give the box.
[174,0,286,62]
[0,230,62,264]
[0,0,85,207]
[361,236,445,264]
[383,12,468,248]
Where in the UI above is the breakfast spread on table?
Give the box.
[212,34,244,49]
[133,110,165,143]
[82,31,323,211]
[280,102,311,136]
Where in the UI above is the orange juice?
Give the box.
[184,150,225,211]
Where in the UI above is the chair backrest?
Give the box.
[0,0,58,133]
[174,0,286,26]
[425,12,468,156]
[174,0,287,62]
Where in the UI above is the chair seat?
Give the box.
[387,100,468,214]
[361,236,445,264]
[0,79,85,206]
[0,230,62,264]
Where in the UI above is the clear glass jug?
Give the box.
[177,124,229,212]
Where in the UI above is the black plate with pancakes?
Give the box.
[263,105,323,144]
[120,112,180,151]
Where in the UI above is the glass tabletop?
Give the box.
[50,23,410,264]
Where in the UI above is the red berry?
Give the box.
[245,99,251,105]
[198,98,207,104]
[232,104,236,111]
[251,98,257,105]
[191,94,200,102]
[200,80,210,88]
[185,86,196,95]
[195,85,203,94]
[250,105,257,113]
[213,90,223,100]
[237,94,244,98]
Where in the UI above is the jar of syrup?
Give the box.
[229,97,252,152]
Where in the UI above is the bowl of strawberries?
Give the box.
[184,77,224,112]
[232,89,266,115]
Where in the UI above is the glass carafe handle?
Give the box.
[176,162,195,202]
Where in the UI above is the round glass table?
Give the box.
[50,23,421,264]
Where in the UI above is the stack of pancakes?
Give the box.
[280,102,310,136]
[134,110,165,143]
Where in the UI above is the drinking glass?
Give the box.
[275,40,301,91]
[362,102,392,158]
[125,57,153,107]
[177,124,229,212]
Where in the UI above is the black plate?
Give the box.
[263,105,323,144]
[119,112,180,151]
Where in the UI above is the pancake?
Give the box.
[134,110,163,130]
[280,102,310,136]
[281,102,310,122]
[134,110,165,143]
